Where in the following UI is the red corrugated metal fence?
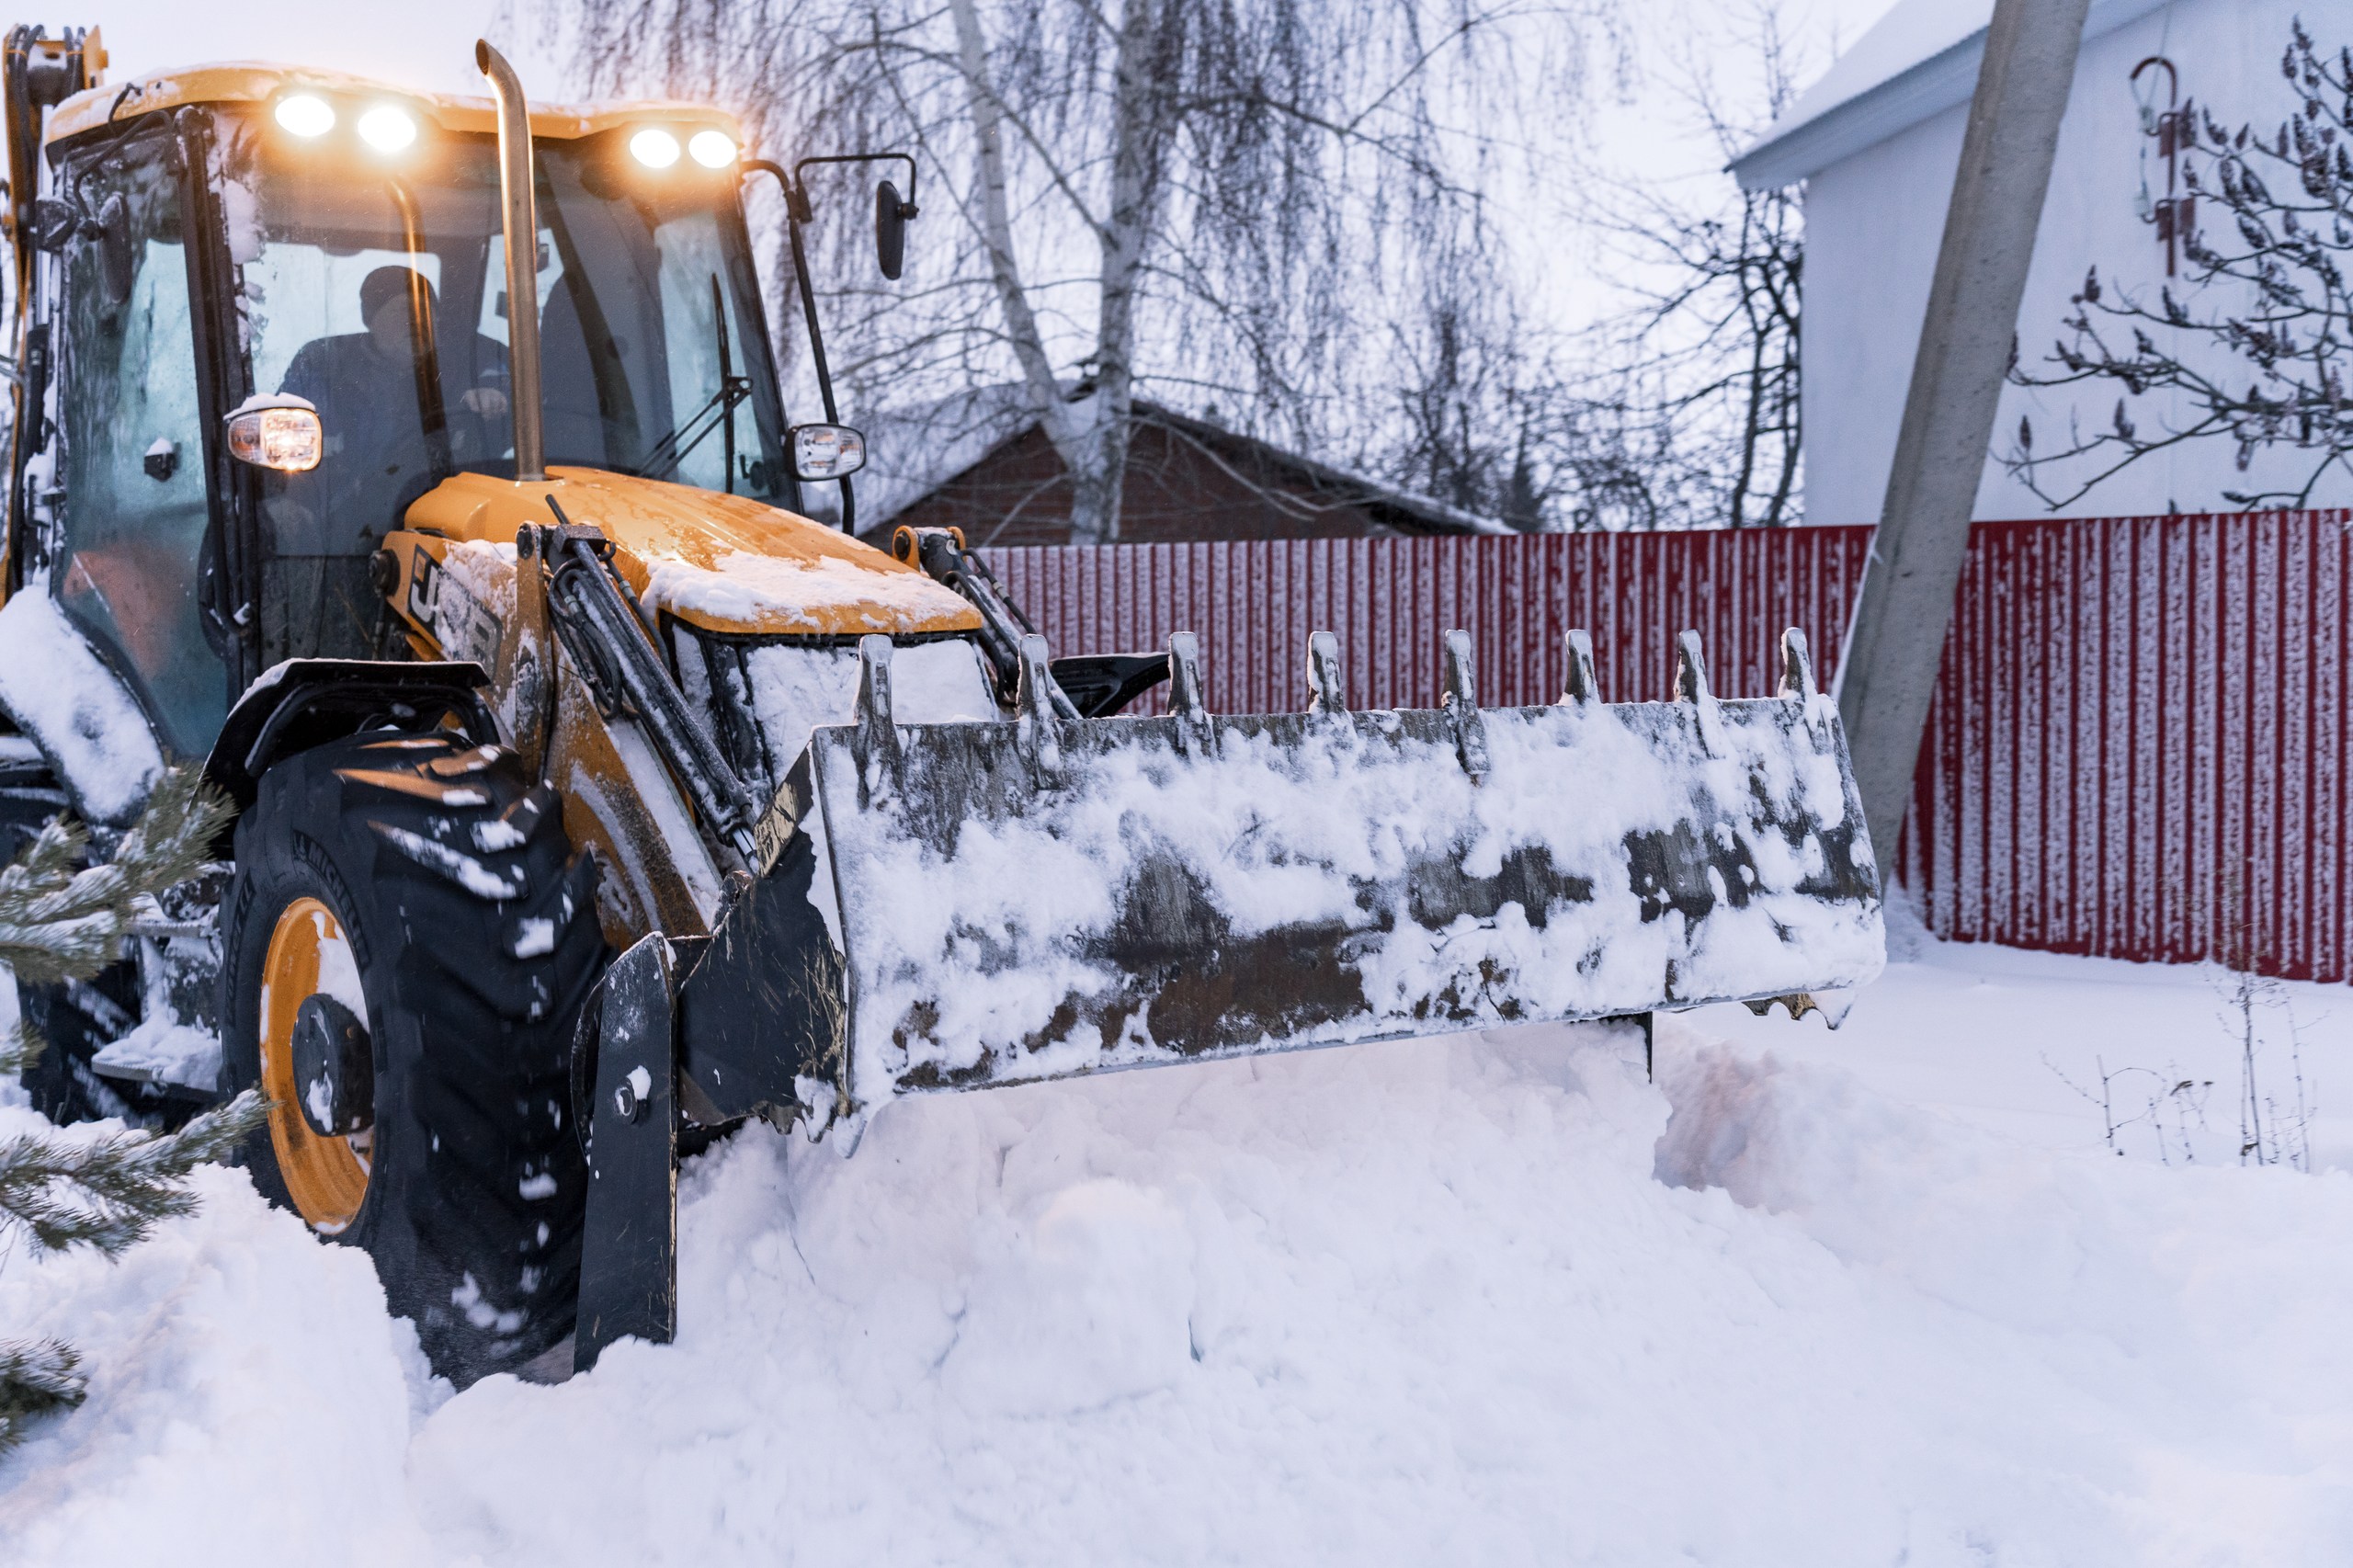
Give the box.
[983,530,1873,711]
[982,509,2353,984]
[1898,511,2353,983]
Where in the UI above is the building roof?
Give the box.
[1731,0,2173,189]
[854,387,1513,538]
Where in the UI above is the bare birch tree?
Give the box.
[1590,0,1805,528]
[561,0,1608,541]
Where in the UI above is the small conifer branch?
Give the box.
[0,1338,86,1453]
[0,767,230,987]
[0,1091,266,1258]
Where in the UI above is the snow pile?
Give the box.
[6,937,2353,1563]
[0,1150,437,1567]
[0,589,164,826]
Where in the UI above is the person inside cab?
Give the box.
[276,263,513,535]
[261,264,513,660]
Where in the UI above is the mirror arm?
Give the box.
[745,157,852,532]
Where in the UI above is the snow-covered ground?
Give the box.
[6,907,2352,1565]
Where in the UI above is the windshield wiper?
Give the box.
[638,276,749,484]
[636,375,750,482]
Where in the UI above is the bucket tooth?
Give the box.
[1016,633,1064,770]
[1307,631,1347,716]
[1441,630,1490,778]
[1675,631,1724,756]
[1167,631,1207,717]
[1779,627,1819,700]
[1167,631,1215,755]
[852,635,899,800]
[1674,630,1714,705]
[1561,629,1600,704]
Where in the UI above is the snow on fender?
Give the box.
[0,586,165,824]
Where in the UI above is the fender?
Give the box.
[203,659,499,813]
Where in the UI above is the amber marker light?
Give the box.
[274,93,336,138]
[688,129,737,169]
[357,104,418,154]
[630,127,682,169]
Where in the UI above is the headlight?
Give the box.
[274,93,336,138]
[790,423,867,481]
[225,396,324,473]
[688,130,737,168]
[357,104,418,153]
[630,127,682,169]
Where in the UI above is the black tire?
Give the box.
[222,732,604,1384]
[15,961,174,1129]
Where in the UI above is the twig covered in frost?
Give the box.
[2041,1051,2211,1164]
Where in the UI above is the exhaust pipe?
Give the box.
[476,40,546,483]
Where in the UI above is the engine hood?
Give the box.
[404,469,983,640]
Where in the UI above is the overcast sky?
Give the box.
[51,0,1904,339]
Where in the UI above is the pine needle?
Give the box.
[0,1091,266,1257]
[0,767,231,987]
[0,1017,42,1081]
[0,1339,85,1454]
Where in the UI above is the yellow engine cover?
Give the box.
[402,468,983,639]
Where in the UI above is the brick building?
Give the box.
[846,389,1505,547]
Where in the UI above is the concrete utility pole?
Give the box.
[1838,0,2092,879]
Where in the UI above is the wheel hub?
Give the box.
[259,896,373,1232]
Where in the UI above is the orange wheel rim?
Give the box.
[260,896,371,1232]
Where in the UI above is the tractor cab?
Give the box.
[6,53,801,759]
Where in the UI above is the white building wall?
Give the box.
[1801,0,2347,526]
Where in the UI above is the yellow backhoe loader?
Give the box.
[0,27,1884,1382]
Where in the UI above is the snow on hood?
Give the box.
[639,551,977,636]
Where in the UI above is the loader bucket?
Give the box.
[673,625,1883,1131]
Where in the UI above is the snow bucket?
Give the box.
[669,625,1885,1134]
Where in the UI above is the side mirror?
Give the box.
[27,197,78,253]
[225,393,324,472]
[789,423,866,481]
[875,180,916,280]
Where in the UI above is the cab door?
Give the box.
[48,119,229,760]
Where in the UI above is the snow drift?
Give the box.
[6,969,2352,1565]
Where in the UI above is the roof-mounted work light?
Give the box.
[629,127,681,169]
[357,104,418,153]
[274,92,335,138]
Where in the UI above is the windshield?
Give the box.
[218,112,788,661]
